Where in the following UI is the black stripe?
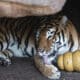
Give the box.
[14,20,22,48]
[57,32,61,44]
[24,28,34,57]
[6,49,14,57]
[69,34,74,51]
[20,23,28,44]
[48,52,56,57]
[55,27,58,34]
[2,51,8,58]
[25,28,33,48]
[61,30,65,42]
[0,41,3,51]
[48,36,52,39]
[31,48,34,56]
[14,19,29,48]
[0,18,10,48]
[24,48,32,57]
[9,19,16,42]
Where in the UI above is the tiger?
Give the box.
[36,15,80,66]
[0,13,65,66]
[0,14,79,79]
[0,15,63,79]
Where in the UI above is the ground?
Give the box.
[0,58,80,80]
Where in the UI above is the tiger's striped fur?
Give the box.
[36,15,80,65]
[0,14,64,66]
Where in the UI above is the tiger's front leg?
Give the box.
[34,55,61,79]
[0,49,13,66]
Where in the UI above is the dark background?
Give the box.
[63,0,80,33]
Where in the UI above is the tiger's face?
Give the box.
[36,25,58,63]
[36,16,68,64]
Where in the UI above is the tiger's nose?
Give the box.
[37,48,44,53]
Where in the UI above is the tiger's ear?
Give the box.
[60,16,68,26]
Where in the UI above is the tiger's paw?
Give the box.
[44,64,61,79]
[0,58,11,66]
[34,55,61,79]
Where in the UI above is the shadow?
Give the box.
[62,0,80,33]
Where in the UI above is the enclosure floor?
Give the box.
[0,58,80,80]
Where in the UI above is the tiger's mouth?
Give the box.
[37,48,57,65]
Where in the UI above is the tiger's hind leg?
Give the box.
[0,49,13,66]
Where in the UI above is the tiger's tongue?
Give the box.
[43,55,51,65]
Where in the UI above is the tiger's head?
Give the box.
[36,16,69,64]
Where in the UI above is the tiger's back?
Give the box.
[0,17,38,58]
[0,15,62,65]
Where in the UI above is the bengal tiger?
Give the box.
[0,14,79,79]
[0,14,63,79]
[0,14,64,66]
